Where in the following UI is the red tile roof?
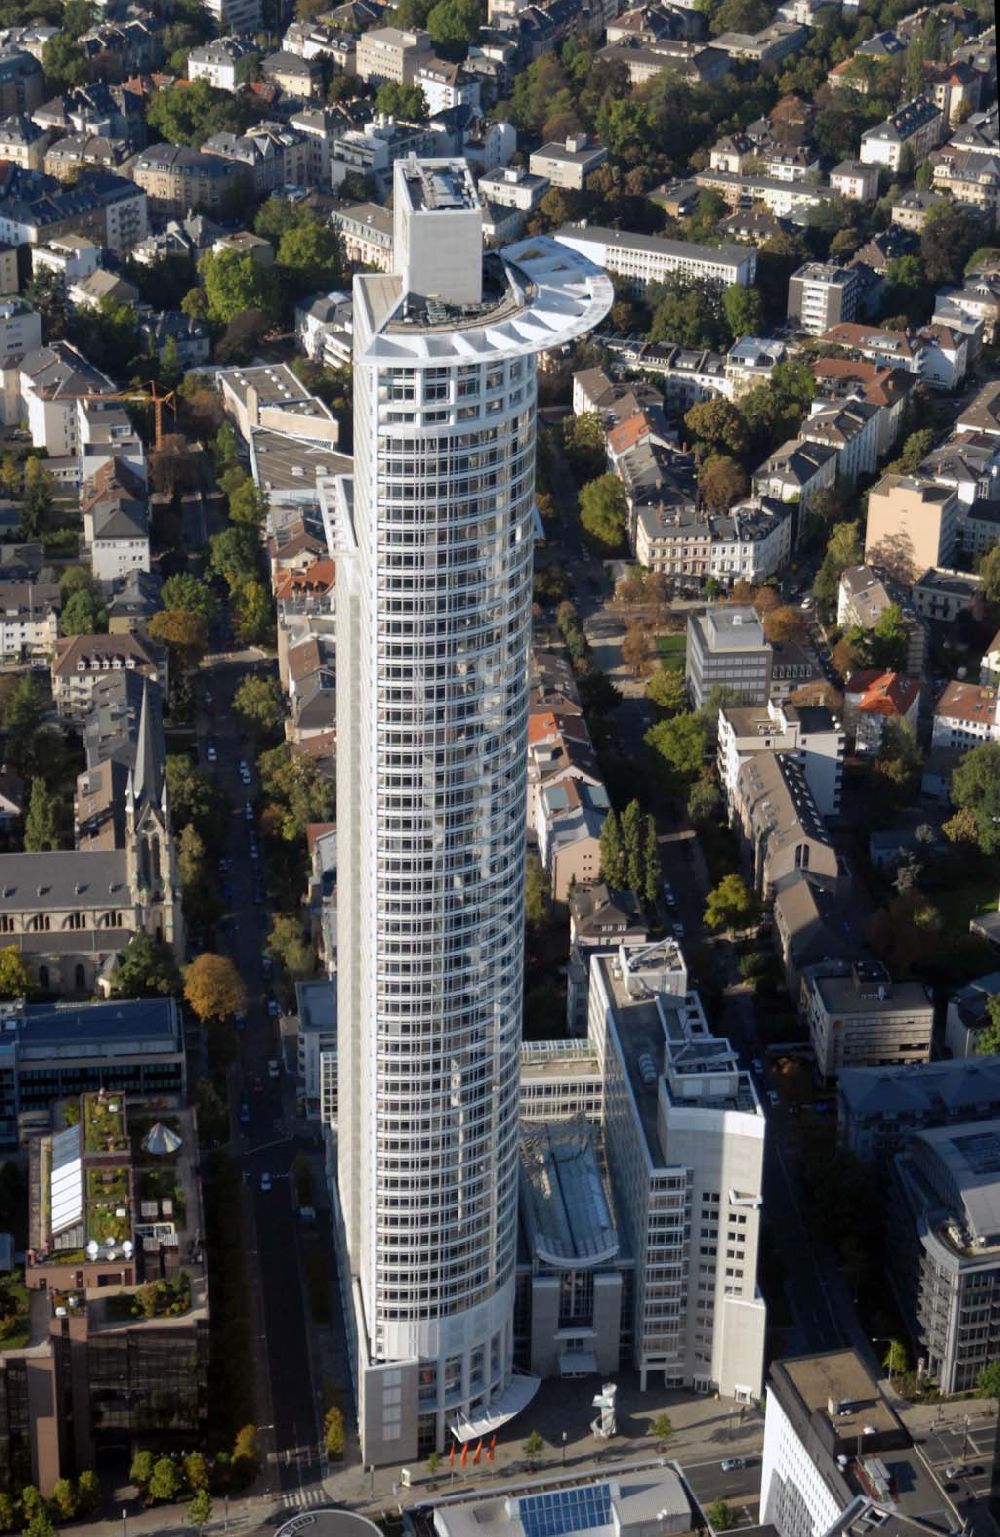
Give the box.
[846,669,920,717]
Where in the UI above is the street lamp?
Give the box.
[561,1432,568,1466]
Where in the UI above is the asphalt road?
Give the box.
[682,1452,761,1518]
[919,1412,998,1521]
[196,660,323,1494]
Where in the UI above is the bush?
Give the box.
[324,1406,345,1458]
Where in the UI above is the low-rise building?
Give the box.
[218,362,339,448]
[946,975,1000,1059]
[800,399,879,484]
[355,24,432,83]
[554,225,755,297]
[734,750,839,900]
[717,698,844,822]
[51,632,162,721]
[810,357,916,456]
[295,978,336,1124]
[328,200,394,270]
[537,777,610,901]
[836,565,926,673]
[752,438,838,530]
[529,133,608,189]
[932,678,1000,750]
[823,320,970,390]
[838,1053,1000,1163]
[477,165,549,210]
[801,959,932,1083]
[829,159,880,202]
[0,578,59,660]
[566,882,648,1034]
[294,290,352,368]
[686,604,772,709]
[843,669,920,754]
[127,143,245,217]
[911,566,984,623]
[187,35,259,89]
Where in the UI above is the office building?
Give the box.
[837,1053,1000,1164]
[553,226,755,298]
[685,605,772,709]
[801,960,932,1082]
[760,1349,952,1537]
[434,1469,693,1537]
[787,263,862,336]
[890,1120,1000,1392]
[529,134,608,190]
[330,158,612,1465]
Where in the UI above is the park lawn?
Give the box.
[657,634,686,672]
[933,872,1000,937]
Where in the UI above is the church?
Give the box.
[0,681,183,996]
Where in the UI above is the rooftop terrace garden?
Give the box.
[84,1094,128,1155]
[0,1276,30,1351]
[86,1166,130,1246]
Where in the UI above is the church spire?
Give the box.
[133,679,160,812]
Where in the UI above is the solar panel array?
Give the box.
[518,1485,613,1537]
[50,1124,83,1235]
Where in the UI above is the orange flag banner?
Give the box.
[473,1440,482,1464]
[460,1442,468,1468]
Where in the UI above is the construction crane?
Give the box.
[51,380,178,451]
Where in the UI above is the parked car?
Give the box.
[267,1059,281,1079]
[751,1058,764,1075]
[239,1101,250,1126]
[767,1089,780,1107]
[206,742,217,763]
[245,801,254,822]
[259,1171,272,1192]
[721,1459,746,1472]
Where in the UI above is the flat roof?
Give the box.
[813,973,930,1016]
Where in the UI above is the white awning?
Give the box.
[449,1372,541,1443]
[559,1351,597,1377]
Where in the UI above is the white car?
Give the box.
[672,921,685,939]
[245,801,254,822]
[267,1059,280,1079]
[206,743,217,763]
[259,1171,272,1192]
[767,1089,780,1107]
[800,595,814,610]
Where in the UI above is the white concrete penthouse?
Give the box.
[331,156,613,1465]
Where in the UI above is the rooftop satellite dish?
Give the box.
[86,1240,99,1260]
[122,1240,133,1258]
[104,1241,116,1260]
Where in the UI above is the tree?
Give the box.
[25,268,68,343]
[232,579,274,646]
[870,602,908,670]
[184,953,248,1023]
[813,521,863,613]
[42,31,89,88]
[762,605,803,645]
[699,455,747,512]
[562,412,606,482]
[178,824,206,891]
[882,1338,907,1380]
[642,814,660,907]
[148,79,246,148]
[161,573,219,624]
[24,778,59,852]
[525,850,550,925]
[921,201,978,286]
[210,524,260,588]
[523,1431,545,1463]
[579,475,627,552]
[323,1406,346,1457]
[649,1412,673,1447]
[974,995,1000,1057]
[427,1451,441,1478]
[646,666,687,714]
[645,713,708,780]
[199,249,279,327]
[258,743,335,841]
[945,742,1000,855]
[187,1491,212,1531]
[60,587,107,635]
[276,217,344,299]
[49,1483,75,1525]
[266,914,315,978]
[683,399,749,458]
[704,873,758,932]
[110,933,182,998]
[148,1458,182,1504]
[148,610,209,673]
[622,621,651,677]
[184,1453,211,1493]
[427,0,483,45]
[976,1360,1000,1400]
[228,478,267,527]
[75,1474,100,1520]
[622,798,644,893]
[234,674,283,738]
[20,460,53,540]
[375,81,428,119]
[979,544,1000,604]
[722,284,763,339]
[0,948,28,1001]
[687,769,720,826]
[705,1502,735,1532]
[599,807,625,887]
[877,718,922,804]
[0,1494,14,1533]
[130,1451,154,1494]
[233,1425,260,1469]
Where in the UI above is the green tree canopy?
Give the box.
[276,215,344,299]
[599,806,625,887]
[427,0,483,45]
[977,1359,1000,1399]
[579,474,627,552]
[24,778,59,852]
[645,713,708,780]
[0,947,29,1001]
[110,933,182,998]
[199,249,279,326]
[375,81,428,118]
[161,573,219,623]
[722,283,763,339]
[945,742,1000,855]
[147,78,247,147]
[704,872,758,931]
[684,399,749,457]
[646,666,688,714]
[266,914,315,978]
[234,674,284,737]
[813,521,863,614]
[60,587,108,636]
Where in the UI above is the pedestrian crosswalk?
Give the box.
[280,1485,329,1512]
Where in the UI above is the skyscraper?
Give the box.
[330,158,611,1463]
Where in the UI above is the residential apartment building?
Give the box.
[587,944,766,1399]
[911,567,984,623]
[836,566,926,674]
[18,341,114,456]
[829,159,880,202]
[932,679,1000,750]
[734,751,839,900]
[860,94,944,169]
[890,1120,1000,1392]
[800,400,879,484]
[0,579,59,660]
[187,36,259,89]
[752,438,838,529]
[843,670,920,755]
[127,144,244,216]
[566,883,648,1034]
[537,777,610,901]
[864,474,958,576]
[329,200,394,270]
[330,158,612,1465]
[554,225,755,298]
[478,166,549,211]
[0,296,39,368]
[823,321,970,390]
[685,606,772,709]
[51,633,162,721]
[801,959,932,1082]
[529,134,608,189]
[787,262,862,335]
[838,1054,1000,1164]
[354,25,432,83]
[717,699,844,822]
